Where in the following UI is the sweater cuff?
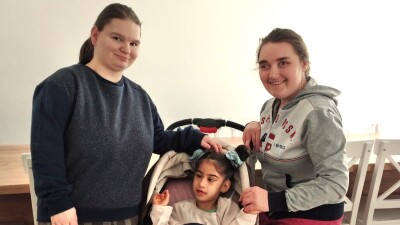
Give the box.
[150,205,173,224]
[268,191,288,212]
[47,195,74,217]
[237,209,258,224]
[191,130,206,150]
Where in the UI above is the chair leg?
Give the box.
[350,146,370,225]
[361,148,387,225]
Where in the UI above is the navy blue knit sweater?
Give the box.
[30,64,205,222]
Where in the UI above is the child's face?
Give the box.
[192,160,231,210]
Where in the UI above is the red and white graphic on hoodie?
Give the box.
[261,132,276,151]
[260,114,297,152]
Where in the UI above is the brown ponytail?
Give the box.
[79,38,94,65]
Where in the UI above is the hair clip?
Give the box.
[226,145,249,167]
[189,149,206,162]
[225,150,243,168]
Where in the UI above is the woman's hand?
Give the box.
[153,190,170,206]
[242,121,261,151]
[240,186,269,214]
[50,207,78,225]
[201,135,223,153]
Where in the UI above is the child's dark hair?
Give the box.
[194,145,249,181]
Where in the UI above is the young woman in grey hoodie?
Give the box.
[239,28,348,225]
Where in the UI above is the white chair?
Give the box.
[342,140,374,225]
[361,139,400,225]
[21,152,38,225]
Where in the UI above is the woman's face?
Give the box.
[258,42,308,108]
[91,18,141,76]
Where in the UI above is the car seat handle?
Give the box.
[166,118,245,133]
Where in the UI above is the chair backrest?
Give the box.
[362,138,400,225]
[21,152,38,225]
[343,139,374,225]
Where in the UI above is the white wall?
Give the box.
[0,0,399,144]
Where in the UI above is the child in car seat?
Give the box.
[150,145,259,225]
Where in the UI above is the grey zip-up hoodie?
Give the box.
[257,77,348,220]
